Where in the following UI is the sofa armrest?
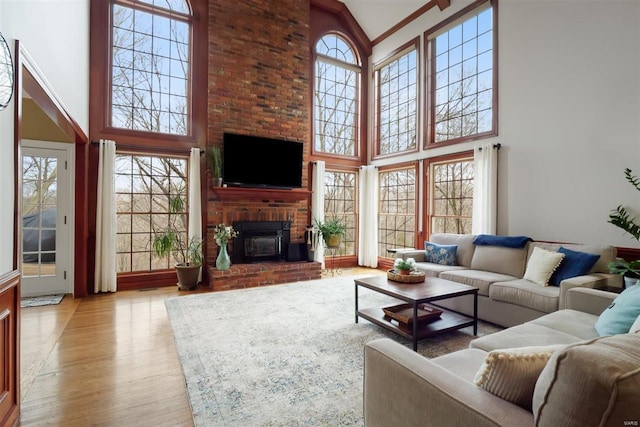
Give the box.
[564,287,618,315]
[558,273,622,309]
[393,249,426,263]
[364,339,534,427]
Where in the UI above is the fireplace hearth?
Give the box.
[232,221,291,263]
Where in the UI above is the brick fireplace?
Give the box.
[205,1,319,290]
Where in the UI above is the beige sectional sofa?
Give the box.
[395,234,621,327]
[364,288,640,427]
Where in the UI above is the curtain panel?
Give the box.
[358,165,378,267]
[188,147,202,282]
[472,143,499,235]
[311,160,325,267]
[94,139,117,293]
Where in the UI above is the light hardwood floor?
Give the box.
[19,267,381,426]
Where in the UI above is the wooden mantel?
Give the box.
[211,186,311,202]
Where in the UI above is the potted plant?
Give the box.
[314,217,346,248]
[153,196,203,290]
[608,259,640,288]
[394,257,416,275]
[608,167,640,288]
[206,145,222,187]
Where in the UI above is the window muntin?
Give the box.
[324,170,357,256]
[378,47,418,155]
[314,34,359,157]
[431,6,493,144]
[378,168,415,257]
[115,154,188,272]
[111,0,190,135]
[430,158,474,234]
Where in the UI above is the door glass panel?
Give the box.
[22,155,57,278]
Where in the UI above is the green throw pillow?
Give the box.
[595,284,640,336]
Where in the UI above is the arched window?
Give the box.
[314,34,360,157]
[111,0,191,136]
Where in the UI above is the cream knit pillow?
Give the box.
[473,345,563,410]
[523,247,565,286]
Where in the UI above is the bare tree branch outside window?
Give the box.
[378,169,415,257]
[431,159,474,234]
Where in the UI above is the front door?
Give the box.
[20,141,73,297]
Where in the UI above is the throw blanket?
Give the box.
[473,234,532,248]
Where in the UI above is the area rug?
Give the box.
[20,293,65,308]
[165,275,501,426]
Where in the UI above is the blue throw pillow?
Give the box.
[473,234,532,248]
[424,242,458,266]
[595,284,640,336]
[549,247,601,286]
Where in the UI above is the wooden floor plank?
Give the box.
[19,267,380,426]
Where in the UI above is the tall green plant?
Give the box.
[153,196,202,265]
[206,145,222,178]
[608,168,640,241]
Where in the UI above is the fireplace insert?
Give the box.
[232,221,291,263]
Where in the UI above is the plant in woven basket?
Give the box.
[394,258,416,274]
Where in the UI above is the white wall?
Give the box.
[0,0,89,274]
[369,0,640,248]
[0,0,89,133]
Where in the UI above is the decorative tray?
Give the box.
[387,269,426,283]
[382,303,443,325]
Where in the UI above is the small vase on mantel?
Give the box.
[216,242,231,271]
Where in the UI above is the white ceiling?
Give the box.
[341,0,427,40]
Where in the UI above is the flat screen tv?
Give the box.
[223,133,304,189]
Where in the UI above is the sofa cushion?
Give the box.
[489,279,560,313]
[528,309,599,340]
[473,234,532,248]
[631,314,640,334]
[532,334,640,427]
[414,263,467,277]
[440,270,518,296]
[424,242,457,265]
[473,345,562,410]
[548,246,600,286]
[430,233,476,267]
[470,245,528,277]
[529,241,616,274]
[522,247,565,286]
[470,322,586,352]
[430,348,487,382]
[595,284,640,336]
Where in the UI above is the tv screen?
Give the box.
[223,133,304,189]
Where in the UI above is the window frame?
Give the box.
[373,37,420,160]
[424,0,498,149]
[423,151,474,241]
[311,31,364,166]
[323,167,359,257]
[90,0,208,153]
[377,162,419,259]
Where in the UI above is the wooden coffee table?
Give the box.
[355,275,478,351]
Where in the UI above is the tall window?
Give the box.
[429,4,494,144]
[376,43,418,155]
[115,154,188,272]
[378,168,416,256]
[429,157,474,234]
[324,170,357,256]
[314,34,360,156]
[111,0,191,135]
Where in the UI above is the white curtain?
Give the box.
[472,143,498,235]
[358,165,378,267]
[188,147,202,282]
[311,160,325,267]
[94,139,117,293]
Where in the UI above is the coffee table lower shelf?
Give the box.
[357,306,475,341]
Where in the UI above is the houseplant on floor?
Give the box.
[607,167,640,288]
[206,145,222,187]
[314,217,346,248]
[153,196,203,290]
